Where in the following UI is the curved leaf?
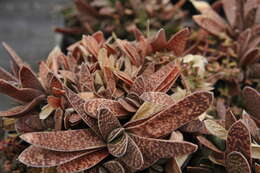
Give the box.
[226,151,251,173]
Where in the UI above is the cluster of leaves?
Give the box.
[189,0,260,108]
[0,29,215,172]
[0,0,260,172]
[55,0,187,47]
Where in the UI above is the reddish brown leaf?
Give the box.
[180,119,209,134]
[193,15,227,37]
[82,35,99,58]
[19,66,44,91]
[0,79,43,103]
[151,29,167,51]
[119,134,144,169]
[18,146,92,167]
[140,92,175,106]
[59,70,77,83]
[222,0,236,26]
[2,42,25,76]
[65,87,100,135]
[97,109,122,140]
[57,150,109,173]
[54,108,64,131]
[0,67,16,81]
[197,136,223,154]
[47,96,61,109]
[113,70,134,86]
[225,109,237,130]
[79,64,95,92]
[116,39,141,66]
[243,86,260,119]
[226,151,251,173]
[107,132,128,158]
[20,129,105,152]
[226,120,252,165]
[84,98,128,118]
[0,95,45,117]
[15,114,46,133]
[127,91,213,138]
[145,62,180,93]
[130,134,197,170]
[166,28,190,56]
[103,160,125,173]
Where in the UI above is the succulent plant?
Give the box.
[189,0,260,106]
[55,0,188,48]
[0,28,216,172]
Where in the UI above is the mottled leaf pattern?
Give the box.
[226,151,251,173]
[65,87,100,135]
[226,120,252,165]
[140,92,175,106]
[84,99,128,118]
[103,160,125,173]
[130,134,197,169]
[19,146,92,167]
[97,109,122,140]
[127,91,213,138]
[57,150,109,173]
[20,129,105,152]
[243,86,260,119]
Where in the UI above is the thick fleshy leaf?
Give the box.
[19,66,44,91]
[82,35,99,58]
[39,104,54,120]
[204,119,228,140]
[57,150,109,173]
[0,67,16,81]
[116,39,141,66]
[226,151,251,173]
[15,114,46,133]
[97,109,122,141]
[84,99,128,118]
[103,160,125,173]
[225,110,237,130]
[0,95,45,117]
[165,158,181,173]
[243,86,260,119]
[251,144,260,159]
[54,108,64,131]
[242,113,259,143]
[166,28,191,56]
[0,79,43,103]
[127,91,213,138]
[79,64,95,92]
[151,29,167,51]
[107,132,128,158]
[130,134,197,170]
[65,87,100,135]
[180,119,209,134]
[222,0,236,26]
[119,134,144,170]
[2,42,25,75]
[193,15,227,37]
[131,102,163,121]
[140,92,175,106]
[226,120,252,165]
[196,136,223,154]
[145,62,180,93]
[20,129,105,152]
[18,146,93,167]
